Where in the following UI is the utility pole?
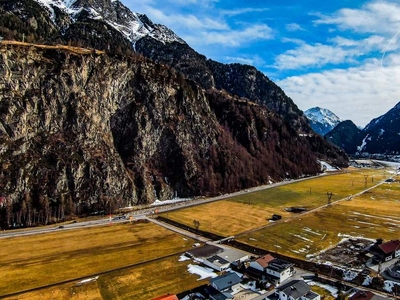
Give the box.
[327,192,333,205]
[364,175,368,188]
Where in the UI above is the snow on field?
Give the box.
[307,281,338,298]
[384,280,400,293]
[342,269,359,281]
[77,276,99,285]
[290,233,314,243]
[362,275,373,286]
[241,281,258,292]
[337,233,374,242]
[179,254,191,262]
[353,212,400,223]
[357,220,376,226]
[318,160,338,171]
[303,227,322,236]
[187,264,218,280]
[151,198,192,206]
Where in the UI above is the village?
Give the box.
[152,237,400,300]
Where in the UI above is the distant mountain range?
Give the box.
[309,102,400,155]
[0,0,348,225]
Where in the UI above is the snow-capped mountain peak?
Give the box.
[304,107,343,136]
[34,0,185,45]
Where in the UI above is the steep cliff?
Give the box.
[0,42,343,227]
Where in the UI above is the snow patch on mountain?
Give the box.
[304,107,343,136]
[34,0,185,44]
[305,107,342,128]
[357,134,369,152]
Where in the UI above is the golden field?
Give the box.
[0,221,198,298]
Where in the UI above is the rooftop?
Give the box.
[255,254,275,269]
[210,271,242,291]
[267,258,293,273]
[278,280,312,299]
[378,240,400,254]
[186,244,224,259]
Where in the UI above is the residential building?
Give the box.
[369,240,400,262]
[349,290,387,300]
[204,286,234,300]
[203,248,250,272]
[249,254,275,273]
[209,271,242,294]
[266,258,295,284]
[269,279,320,300]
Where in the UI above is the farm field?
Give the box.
[160,169,387,237]
[238,174,400,259]
[4,255,206,300]
[0,221,197,297]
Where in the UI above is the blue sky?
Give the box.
[124,0,400,127]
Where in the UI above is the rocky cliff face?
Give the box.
[0,42,345,227]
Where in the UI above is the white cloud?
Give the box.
[220,7,270,17]
[185,24,273,47]
[277,55,400,126]
[224,55,266,66]
[286,23,305,32]
[274,43,357,70]
[142,6,228,30]
[314,1,400,35]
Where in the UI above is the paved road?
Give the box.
[0,173,331,239]
[1,162,397,240]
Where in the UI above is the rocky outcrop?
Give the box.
[0,43,346,227]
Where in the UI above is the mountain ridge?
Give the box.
[325,101,400,155]
[304,107,342,136]
[0,1,348,226]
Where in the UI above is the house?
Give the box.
[269,279,320,300]
[249,254,275,272]
[265,258,295,284]
[204,286,234,300]
[209,271,242,294]
[203,248,250,272]
[369,239,400,262]
[151,294,179,300]
[349,290,387,300]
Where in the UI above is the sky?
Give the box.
[123,0,400,127]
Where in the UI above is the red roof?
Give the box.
[378,240,400,254]
[255,254,275,268]
[151,295,179,300]
[350,291,374,300]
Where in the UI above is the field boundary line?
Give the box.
[0,250,187,299]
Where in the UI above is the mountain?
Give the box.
[324,120,361,154]
[356,102,400,154]
[304,107,342,136]
[324,102,400,155]
[0,0,348,226]
[0,0,310,132]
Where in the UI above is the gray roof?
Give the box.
[305,291,320,300]
[210,272,242,291]
[267,258,293,273]
[278,280,312,299]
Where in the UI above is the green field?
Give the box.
[240,175,400,258]
[0,221,200,298]
[161,169,386,237]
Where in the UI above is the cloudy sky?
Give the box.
[124,0,400,127]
